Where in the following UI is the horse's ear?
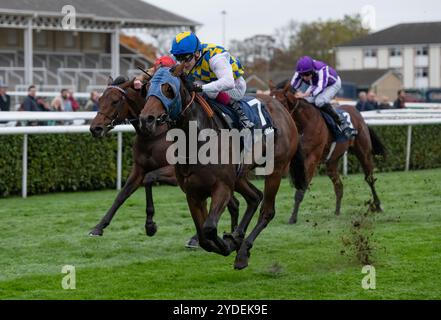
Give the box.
[268,80,276,91]
[283,80,291,93]
[107,76,113,86]
[171,63,186,77]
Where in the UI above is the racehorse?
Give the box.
[89,76,240,238]
[139,65,307,269]
[269,80,386,224]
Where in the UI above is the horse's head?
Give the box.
[139,64,189,135]
[269,79,300,113]
[90,76,143,138]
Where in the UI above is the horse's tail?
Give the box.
[368,126,386,158]
[289,141,308,191]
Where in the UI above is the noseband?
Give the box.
[98,85,141,129]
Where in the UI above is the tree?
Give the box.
[288,14,370,65]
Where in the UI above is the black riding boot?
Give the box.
[321,103,355,138]
[231,101,254,129]
[321,103,343,125]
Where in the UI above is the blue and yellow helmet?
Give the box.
[170,32,202,56]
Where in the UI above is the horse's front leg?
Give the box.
[89,166,144,236]
[143,165,177,237]
[202,182,237,256]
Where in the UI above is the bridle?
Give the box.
[272,89,300,116]
[155,91,196,127]
[98,85,141,130]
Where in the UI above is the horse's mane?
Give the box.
[276,79,296,94]
[112,76,129,86]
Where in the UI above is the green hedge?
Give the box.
[346,124,441,174]
[1,125,440,197]
[0,133,136,197]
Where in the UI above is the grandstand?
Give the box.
[0,0,198,95]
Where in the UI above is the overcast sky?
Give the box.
[143,0,441,46]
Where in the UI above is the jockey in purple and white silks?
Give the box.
[291,56,354,138]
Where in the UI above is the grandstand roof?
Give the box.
[0,0,199,29]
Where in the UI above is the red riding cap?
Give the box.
[154,56,176,68]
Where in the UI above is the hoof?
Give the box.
[223,233,238,252]
[145,222,158,237]
[288,218,297,225]
[234,254,249,270]
[185,236,199,249]
[374,206,384,213]
[89,228,103,237]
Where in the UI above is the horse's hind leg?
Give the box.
[289,155,318,224]
[89,166,144,236]
[235,172,283,270]
[143,165,177,237]
[326,160,344,216]
[352,146,383,212]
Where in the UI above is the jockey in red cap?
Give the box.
[134,55,177,89]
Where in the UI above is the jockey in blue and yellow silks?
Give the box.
[170,31,254,128]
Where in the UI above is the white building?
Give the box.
[335,22,441,89]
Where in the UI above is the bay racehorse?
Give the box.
[269,80,386,224]
[89,76,240,238]
[139,65,307,269]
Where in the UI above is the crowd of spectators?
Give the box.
[0,83,103,126]
[355,89,406,112]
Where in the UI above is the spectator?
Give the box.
[378,96,391,109]
[21,85,50,125]
[393,89,406,109]
[363,90,379,111]
[0,81,10,112]
[355,91,367,112]
[68,89,80,111]
[51,89,73,112]
[22,85,40,112]
[85,91,100,112]
[0,81,11,124]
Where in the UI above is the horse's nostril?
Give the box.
[146,115,156,124]
[91,126,103,136]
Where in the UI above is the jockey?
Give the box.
[134,55,176,90]
[170,31,254,129]
[291,56,355,138]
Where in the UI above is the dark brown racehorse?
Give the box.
[139,65,307,269]
[89,76,240,237]
[269,80,386,224]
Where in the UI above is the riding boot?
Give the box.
[321,103,354,138]
[321,103,343,125]
[230,101,255,129]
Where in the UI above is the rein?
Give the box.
[289,98,301,116]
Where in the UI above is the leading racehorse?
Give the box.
[269,80,386,224]
[89,76,240,238]
[139,65,307,269]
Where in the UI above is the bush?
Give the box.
[0,125,440,197]
[0,133,135,197]
[346,124,441,174]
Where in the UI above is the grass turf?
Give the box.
[0,169,440,300]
